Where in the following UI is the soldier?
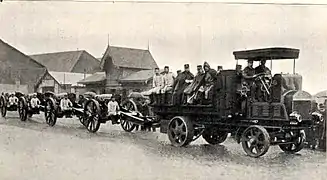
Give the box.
[243,60,255,78]
[255,59,271,75]
[184,65,205,104]
[143,68,163,103]
[254,60,272,102]
[8,93,18,107]
[108,96,120,124]
[161,66,175,93]
[198,62,217,104]
[60,94,73,118]
[217,66,223,74]
[172,64,194,105]
[30,93,40,109]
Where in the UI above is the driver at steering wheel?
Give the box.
[255,59,271,75]
[254,60,272,101]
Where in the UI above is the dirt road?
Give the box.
[0,112,326,180]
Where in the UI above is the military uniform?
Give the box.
[172,64,194,105]
[255,65,271,75]
[198,62,217,104]
[184,65,205,104]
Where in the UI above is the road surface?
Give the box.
[0,112,326,180]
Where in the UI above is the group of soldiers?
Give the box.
[146,59,272,105]
[146,61,220,105]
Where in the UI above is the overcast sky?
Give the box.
[1,0,327,94]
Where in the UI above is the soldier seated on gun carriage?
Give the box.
[29,93,41,113]
[8,93,18,108]
[59,94,73,118]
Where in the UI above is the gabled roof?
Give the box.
[0,39,47,86]
[119,69,164,83]
[48,71,93,86]
[30,50,85,72]
[100,45,158,70]
[78,72,106,84]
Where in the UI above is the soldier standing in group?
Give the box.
[184,65,205,104]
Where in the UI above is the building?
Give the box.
[36,71,92,94]
[78,45,159,97]
[30,50,101,74]
[0,39,47,93]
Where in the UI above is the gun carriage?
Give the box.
[83,93,114,132]
[17,93,43,121]
[119,92,158,132]
[44,92,84,126]
[144,47,320,157]
[0,91,24,118]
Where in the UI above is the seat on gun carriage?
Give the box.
[57,93,73,118]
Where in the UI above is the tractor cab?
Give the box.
[232,47,314,122]
[233,47,301,103]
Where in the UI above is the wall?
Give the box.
[84,83,106,95]
[0,83,28,94]
[121,81,153,95]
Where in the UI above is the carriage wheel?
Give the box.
[202,127,228,145]
[120,100,137,132]
[1,96,7,117]
[241,125,270,158]
[18,98,28,121]
[279,130,305,153]
[44,98,57,127]
[168,116,194,147]
[78,116,85,126]
[84,100,101,133]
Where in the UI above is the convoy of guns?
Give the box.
[0,47,325,158]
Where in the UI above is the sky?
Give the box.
[0,0,327,94]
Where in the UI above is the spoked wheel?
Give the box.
[78,116,85,126]
[84,99,101,133]
[202,127,229,145]
[279,130,306,153]
[168,116,194,147]
[44,98,57,127]
[241,125,270,158]
[120,99,137,132]
[1,96,7,117]
[18,97,27,121]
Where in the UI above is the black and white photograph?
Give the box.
[0,0,326,179]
